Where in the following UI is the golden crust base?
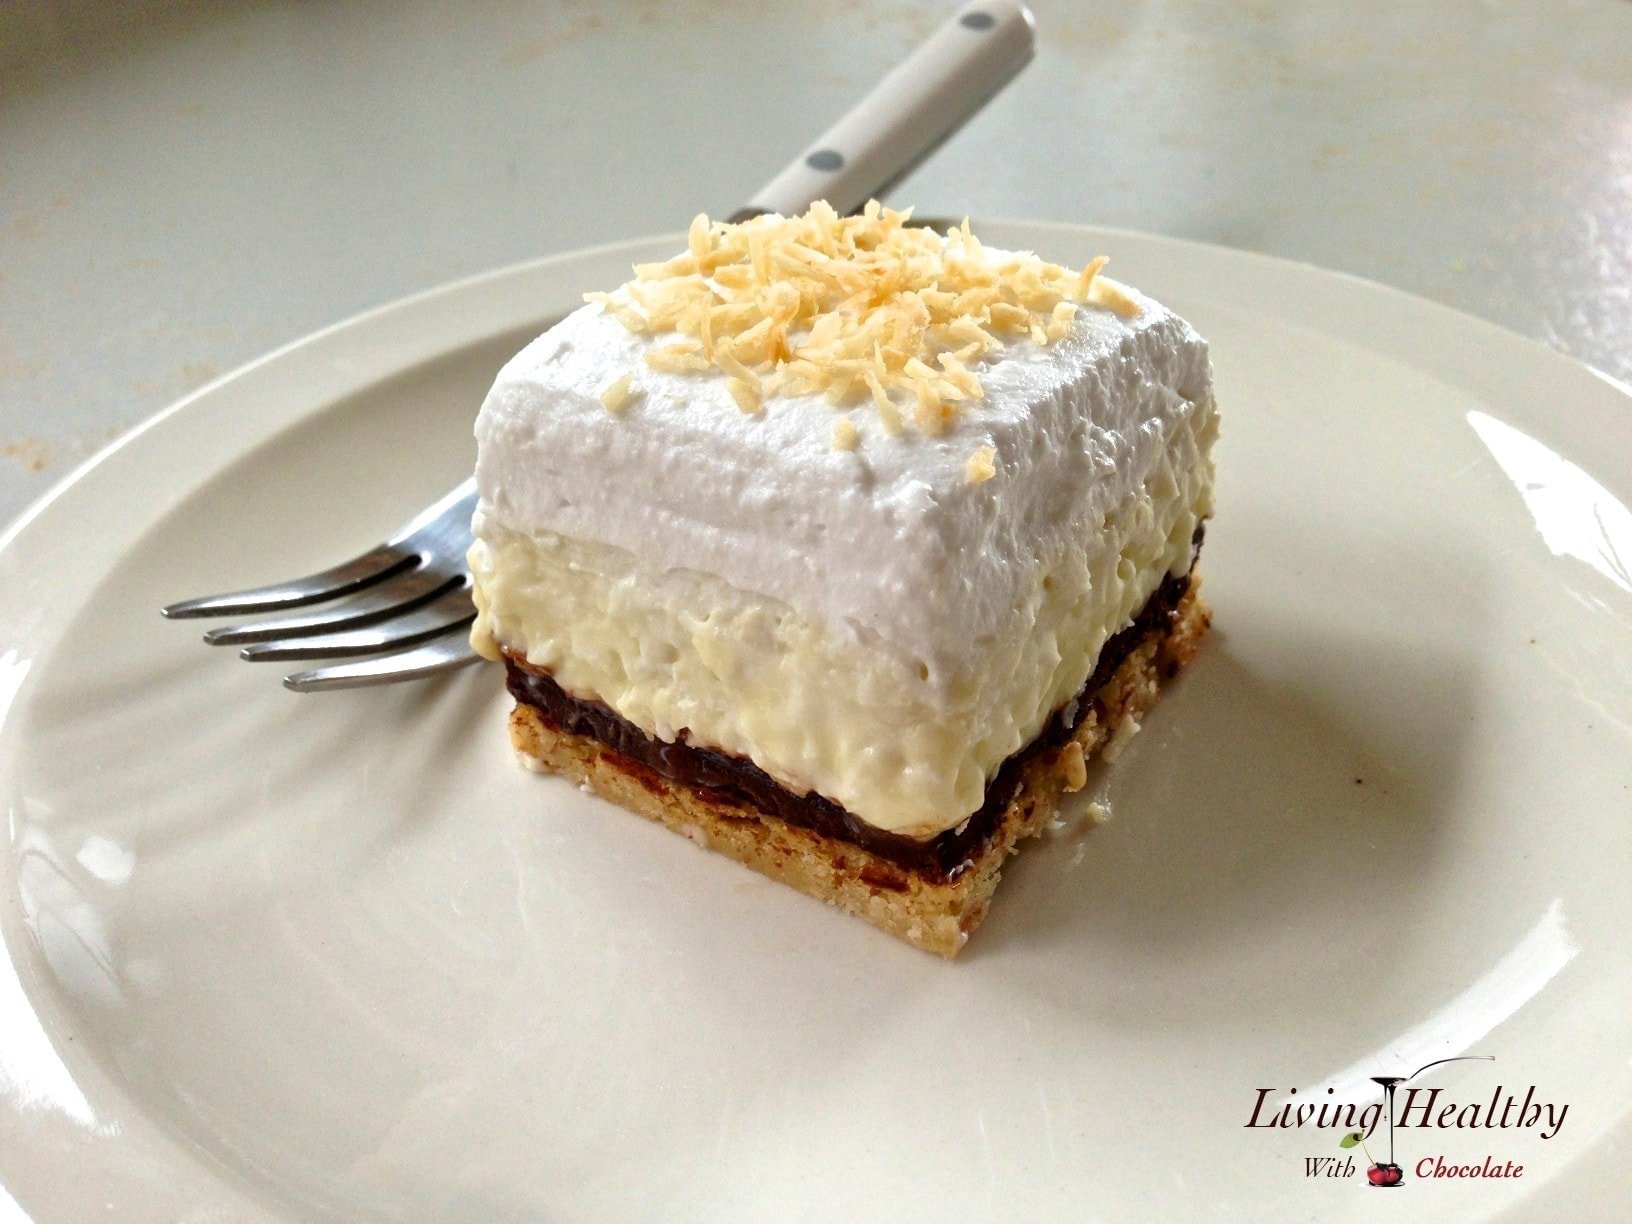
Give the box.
[509,580,1211,957]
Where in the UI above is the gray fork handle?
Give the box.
[732,1,1034,222]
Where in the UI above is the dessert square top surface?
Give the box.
[474,203,1211,666]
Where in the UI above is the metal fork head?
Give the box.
[163,478,484,690]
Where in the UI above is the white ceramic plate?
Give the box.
[1,223,1629,1221]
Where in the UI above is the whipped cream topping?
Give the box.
[473,253,1212,684]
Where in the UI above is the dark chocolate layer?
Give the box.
[507,532,1201,882]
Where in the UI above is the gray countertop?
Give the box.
[3,0,1629,523]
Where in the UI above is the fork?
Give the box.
[163,0,1035,691]
[163,480,482,690]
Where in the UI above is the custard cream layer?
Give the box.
[472,271,1216,837]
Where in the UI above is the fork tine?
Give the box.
[201,567,457,646]
[162,545,412,620]
[283,628,482,692]
[239,585,475,662]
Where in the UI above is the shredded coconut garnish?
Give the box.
[831,416,859,451]
[965,444,997,484]
[583,200,1132,436]
[599,372,636,412]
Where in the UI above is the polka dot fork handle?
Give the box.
[744,1,1035,221]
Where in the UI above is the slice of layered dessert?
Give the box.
[469,202,1217,957]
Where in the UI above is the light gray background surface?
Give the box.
[2,0,1629,523]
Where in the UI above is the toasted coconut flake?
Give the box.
[832,416,859,451]
[688,213,712,259]
[876,396,904,435]
[727,378,762,415]
[966,444,997,484]
[600,372,636,413]
[584,290,650,334]
[1075,255,1109,300]
[987,302,1030,333]
[591,203,1121,435]
[1046,300,1079,342]
[644,342,710,374]
[1089,275,1142,318]
[913,384,952,435]
[937,352,983,399]
[715,345,761,395]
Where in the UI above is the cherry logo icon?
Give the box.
[1366,1162,1404,1187]
[1340,1128,1402,1189]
